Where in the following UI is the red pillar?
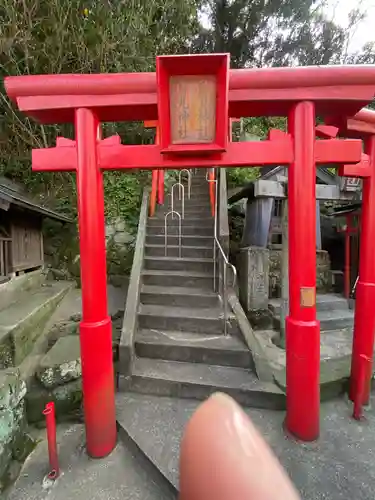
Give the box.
[150,170,158,216]
[344,216,351,299]
[285,101,320,441]
[155,127,164,205]
[349,135,375,405]
[157,169,164,205]
[75,108,116,457]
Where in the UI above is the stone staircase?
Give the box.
[119,170,284,408]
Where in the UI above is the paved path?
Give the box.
[116,393,375,500]
[5,423,173,500]
[7,393,375,499]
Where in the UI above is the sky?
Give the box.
[325,0,375,53]
[199,0,375,55]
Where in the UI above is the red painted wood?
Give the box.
[350,135,375,405]
[338,154,371,178]
[6,63,375,123]
[74,109,116,458]
[285,101,320,442]
[156,54,229,154]
[32,136,363,172]
[315,124,339,138]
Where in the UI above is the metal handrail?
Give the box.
[207,169,237,336]
[164,210,182,258]
[178,169,191,199]
[171,182,185,219]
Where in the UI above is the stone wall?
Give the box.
[44,216,135,287]
[105,217,135,286]
[269,247,331,298]
[0,369,34,492]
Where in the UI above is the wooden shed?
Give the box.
[0,177,71,282]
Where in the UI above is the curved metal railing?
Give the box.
[171,182,185,220]
[178,169,191,200]
[164,210,182,258]
[206,169,237,336]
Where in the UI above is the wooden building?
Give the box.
[0,177,71,283]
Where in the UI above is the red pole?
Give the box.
[344,216,351,299]
[349,135,375,405]
[75,108,116,458]
[209,168,215,217]
[285,101,320,441]
[43,402,59,478]
[352,354,372,420]
[157,169,164,205]
[150,170,158,216]
[155,127,164,205]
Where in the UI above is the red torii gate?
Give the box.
[5,56,375,456]
[323,110,375,416]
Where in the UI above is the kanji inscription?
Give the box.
[169,75,216,144]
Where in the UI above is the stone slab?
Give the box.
[127,357,285,409]
[36,337,81,389]
[0,270,44,312]
[0,283,70,368]
[252,327,374,397]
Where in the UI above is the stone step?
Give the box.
[156,207,212,216]
[135,329,252,368]
[273,308,354,331]
[0,282,70,367]
[319,310,354,331]
[147,217,213,226]
[162,199,211,208]
[145,235,212,247]
[145,244,213,259]
[152,213,213,222]
[269,294,349,315]
[147,225,213,236]
[127,358,285,409]
[0,269,45,311]
[144,256,213,273]
[138,304,228,334]
[142,269,214,289]
[140,285,218,308]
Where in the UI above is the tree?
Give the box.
[192,1,375,68]
[0,0,199,212]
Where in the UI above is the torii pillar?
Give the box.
[335,110,375,408]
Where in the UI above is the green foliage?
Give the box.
[0,0,198,225]
[103,171,150,233]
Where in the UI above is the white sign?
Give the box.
[339,177,362,192]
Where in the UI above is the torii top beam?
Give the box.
[5,62,375,124]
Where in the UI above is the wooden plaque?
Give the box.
[300,287,316,307]
[169,75,216,144]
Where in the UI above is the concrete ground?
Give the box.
[117,393,375,500]
[6,393,375,500]
[4,424,174,500]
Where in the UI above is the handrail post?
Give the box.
[171,183,185,219]
[165,210,182,258]
[206,169,237,335]
[179,169,192,199]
